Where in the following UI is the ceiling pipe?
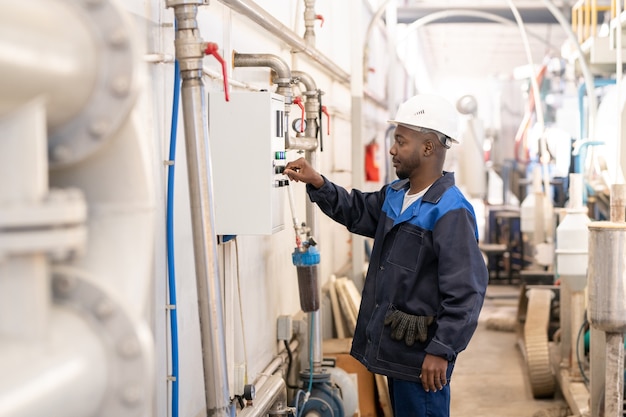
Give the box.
[218,0,386,109]
[395,6,568,24]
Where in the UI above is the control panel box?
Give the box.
[208,91,286,235]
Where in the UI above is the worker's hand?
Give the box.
[283,157,325,189]
[384,309,434,346]
[419,354,449,393]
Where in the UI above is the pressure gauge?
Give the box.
[243,384,256,401]
[292,118,307,133]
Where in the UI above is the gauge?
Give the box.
[292,118,307,133]
[243,384,256,401]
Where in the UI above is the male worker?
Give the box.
[283,94,488,417]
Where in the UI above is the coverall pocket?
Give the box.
[387,226,423,272]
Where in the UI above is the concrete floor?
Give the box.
[450,285,569,417]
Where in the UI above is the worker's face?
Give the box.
[389,125,434,179]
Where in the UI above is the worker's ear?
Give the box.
[423,137,436,156]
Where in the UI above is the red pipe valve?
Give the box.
[293,97,305,132]
[321,105,330,135]
[204,42,230,102]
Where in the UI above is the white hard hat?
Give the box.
[388,94,460,145]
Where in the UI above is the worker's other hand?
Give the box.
[283,157,324,189]
[384,309,434,346]
[419,354,449,392]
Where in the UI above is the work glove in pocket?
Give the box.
[384,308,434,346]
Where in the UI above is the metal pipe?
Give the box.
[233,52,294,108]
[221,0,343,81]
[291,69,324,372]
[217,0,386,109]
[303,0,317,46]
[233,53,291,84]
[256,339,300,389]
[588,184,626,417]
[168,2,231,416]
[291,70,320,151]
[237,374,288,417]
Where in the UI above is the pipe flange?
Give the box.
[49,0,138,169]
[52,266,154,416]
[0,188,87,261]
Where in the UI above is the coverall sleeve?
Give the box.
[425,207,489,361]
[306,176,386,239]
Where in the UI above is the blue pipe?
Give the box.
[166,58,182,417]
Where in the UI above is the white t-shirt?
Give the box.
[401,186,429,213]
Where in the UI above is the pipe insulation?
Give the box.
[0,1,96,128]
[0,0,138,168]
[0,308,108,417]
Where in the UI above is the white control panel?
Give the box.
[208,91,286,235]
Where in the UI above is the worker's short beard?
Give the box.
[395,167,409,180]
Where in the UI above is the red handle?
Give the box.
[293,97,305,132]
[316,14,325,27]
[204,42,230,102]
[321,105,330,135]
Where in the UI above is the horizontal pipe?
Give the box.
[396,6,563,24]
[233,53,291,82]
[237,374,287,417]
[218,0,386,109]
[287,136,318,151]
[221,0,346,81]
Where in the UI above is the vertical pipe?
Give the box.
[180,74,231,417]
[614,0,624,183]
[0,99,49,340]
[351,0,365,291]
[305,147,323,372]
[303,0,316,47]
[168,3,231,415]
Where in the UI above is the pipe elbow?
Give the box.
[292,70,317,94]
[233,52,291,82]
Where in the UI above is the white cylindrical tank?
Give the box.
[555,173,590,277]
[521,165,554,250]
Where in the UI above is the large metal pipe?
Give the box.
[588,184,626,417]
[0,308,108,417]
[168,2,232,416]
[0,1,97,129]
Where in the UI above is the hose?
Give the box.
[166,54,182,417]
